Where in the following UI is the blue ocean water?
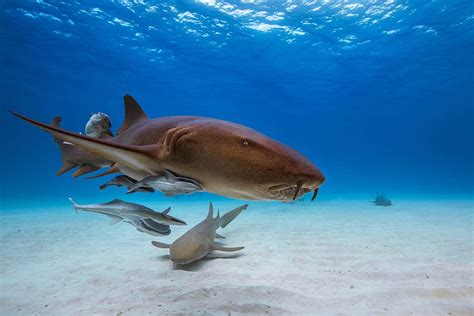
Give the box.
[1,0,473,207]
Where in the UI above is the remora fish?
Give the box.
[12,95,325,201]
[152,202,247,265]
[68,198,186,236]
[371,194,392,206]
[99,175,154,193]
[127,170,202,196]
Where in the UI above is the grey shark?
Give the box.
[371,194,392,206]
[152,202,247,265]
[68,198,186,236]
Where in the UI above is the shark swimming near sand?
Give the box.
[371,194,392,206]
[68,198,186,236]
[152,202,247,265]
[12,95,325,202]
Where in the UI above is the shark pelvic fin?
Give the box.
[11,111,160,174]
[211,243,244,252]
[117,95,149,135]
[72,164,100,178]
[215,233,226,239]
[107,215,123,225]
[151,241,171,249]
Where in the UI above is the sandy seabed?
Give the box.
[0,200,473,315]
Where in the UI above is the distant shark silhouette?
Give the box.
[371,194,392,206]
[12,95,325,201]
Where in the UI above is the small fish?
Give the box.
[68,198,186,236]
[85,112,113,138]
[99,175,154,193]
[371,194,392,206]
[152,202,247,265]
[127,170,202,196]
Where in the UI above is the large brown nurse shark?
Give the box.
[11,95,325,201]
[152,202,247,265]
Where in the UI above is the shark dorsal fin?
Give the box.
[162,207,171,215]
[207,202,214,220]
[117,95,148,135]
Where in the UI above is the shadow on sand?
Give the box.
[152,253,245,272]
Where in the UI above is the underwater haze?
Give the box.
[1,1,473,315]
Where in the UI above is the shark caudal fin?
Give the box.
[68,197,79,214]
[11,111,160,174]
[151,241,171,249]
[219,204,248,228]
[117,95,149,135]
[51,116,79,176]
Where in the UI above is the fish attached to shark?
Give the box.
[68,198,186,236]
[152,202,247,265]
[12,94,325,201]
[127,170,202,196]
[99,175,154,193]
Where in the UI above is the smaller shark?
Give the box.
[68,198,186,236]
[99,175,154,193]
[127,170,202,196]
[371,194,392,206]
[152,202,247,265]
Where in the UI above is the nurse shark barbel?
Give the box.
[11,95,325,201]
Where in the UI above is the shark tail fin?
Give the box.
[11,111,160,174]
[51,116,80,176]
[117,95,149,135]
[219,204,248,229]
[151,241,170,249]
[68,197,79,214]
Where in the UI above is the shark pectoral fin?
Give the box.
[107,215,123,225]
[211,243,244,252]
[11,112,160,174]
[151,241,171,249]
[215,233,226,239]
[72,165,100,178]
[57,161,76,176]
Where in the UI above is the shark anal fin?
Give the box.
[211,243,244,252]
[151,241,171,249]
[117,95,149,135]
[86,163,120,180]
[216,233,225,239]
[72,165,100,178]
[57,161,76,176]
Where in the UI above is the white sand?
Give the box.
[0,200,473,315]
